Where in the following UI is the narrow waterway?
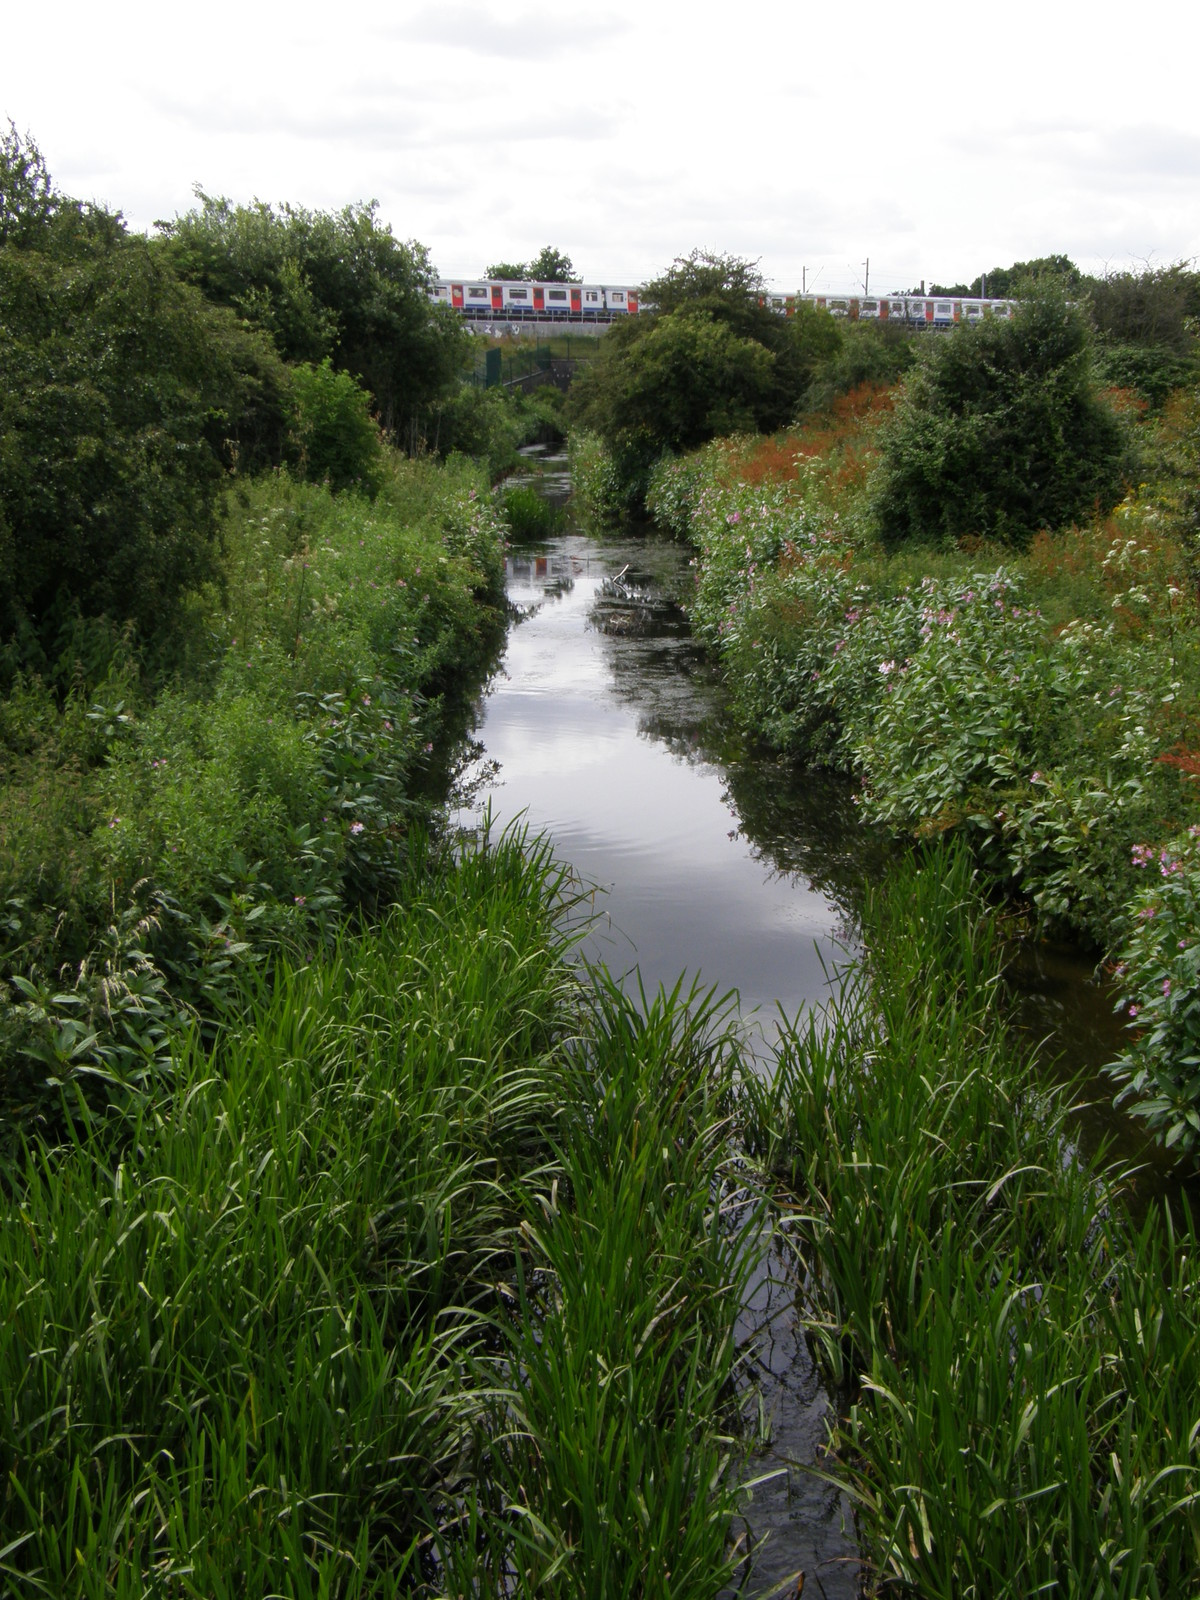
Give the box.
[452,449,1170,1595]
[453,458,878,1595]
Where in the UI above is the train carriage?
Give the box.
[430,278,1015,327]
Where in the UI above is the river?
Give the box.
[450,448,1168,1596]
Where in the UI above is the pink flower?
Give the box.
[1163,979,1172,996]
[350,821,365,835]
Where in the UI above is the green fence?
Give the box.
[470,337,601,389]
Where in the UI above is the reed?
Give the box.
[0,830,767,1597]
[740,842,1200,1597]
[0,825,583,1596]
[439,971,763,1596]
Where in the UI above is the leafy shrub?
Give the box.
[566,251,839,507]
[870,294,1128,550]
[799,319,916,415]
[1109,828,1200,1152]
[0,460,509,1125]
[289,358,384,494]
[567,430,639,528]
[1095,341,1198,410]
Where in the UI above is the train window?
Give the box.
[548,289,567,301]
[508,288,528,300]
[611,291,625,301]
[467,287,487,299]
[935,303,952,315]
[586,291,599,302]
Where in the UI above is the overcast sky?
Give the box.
[5,0,1198,295]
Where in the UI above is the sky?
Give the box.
[5,0,1198,295]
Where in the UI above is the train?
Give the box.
[428,278,1018,328]
[428,280,639,319]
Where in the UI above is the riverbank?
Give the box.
[646,399,1200,1160]
[0,823,768,1597]
[0,455,510,1136]
[744,841,1200,1598]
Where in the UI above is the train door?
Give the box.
[570,287,582,316]
[533,286,545,313]
[451,285,464,310]
[491,285,504,313]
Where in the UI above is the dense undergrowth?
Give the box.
[648,381,1200,1157]
[0,454,509,1138]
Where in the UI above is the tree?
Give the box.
[0,121,53,247]
[289,359,383,495]
[483,259,528,281]
[871,293,1127,551]
[1088,262,1200,353]
[483,247,579,282]
[158,194,470,441]
[0,136,285,677]
[566,250,839,498]
[932,255,1085,300]
[527,245,578,283]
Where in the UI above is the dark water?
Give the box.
[453,450,1179,1595]
[456,464,873,1594]
[460,531,879,1044]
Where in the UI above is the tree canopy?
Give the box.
[0,131,288,677]
[930,256,1086,299]
[158,192,469,439]
[566,250,840,496]
[483,245,579,283]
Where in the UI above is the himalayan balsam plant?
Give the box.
[1109,828,1200,1152]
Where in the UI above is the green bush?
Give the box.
[1109,827,1200,1153]
[0,460,509,1127]
[871,294,1128,550]
[799,319,916,414]
[566,251,839,508]
[289,358,384,494]
[0,132,289,680]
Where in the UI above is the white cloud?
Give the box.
[3,0,1197,289]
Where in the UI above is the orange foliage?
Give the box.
[1157,747,1200,780]
[718,381,900,491]
[1100,386,1148,419]
[1027,521,1124,586]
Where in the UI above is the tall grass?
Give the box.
[740,842,1200,1597]
[444,973,762,1596]
[0,825,582,1597]
[1,829,770,1597]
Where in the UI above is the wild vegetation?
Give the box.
[0,135,775,1599]
[566,251,841,515]
[0,128,561,1130]
[645,277,1200,1156]
[743,843,1200,1597]
[7,114,1200,1592]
